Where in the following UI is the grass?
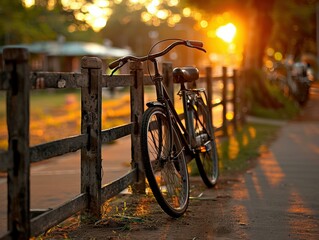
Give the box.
[188,123,280,177]
[245,73,300,120]
[218,123,280,174]
[0,89,131,150]
[249,84,300,120]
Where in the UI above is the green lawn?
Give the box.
[188,122,280,177]
[0,89,131,150]
[218,123,280,174]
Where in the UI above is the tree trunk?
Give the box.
[243,0,283,110]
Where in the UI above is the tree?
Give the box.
[185,0,276,69]
[185,0,286,111]
[270,0,317,60]
[185,0,318,111]
[0,0,89,45]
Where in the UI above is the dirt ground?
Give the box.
[39,174,247,240]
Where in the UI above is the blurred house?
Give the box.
[0,41,131,72]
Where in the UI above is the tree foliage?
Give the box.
[186,0,317,66]
[0,0,94,45]
[271,0,317,60]
[186,0,317,112]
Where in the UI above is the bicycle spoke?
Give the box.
[193,98,219,188]
[141,107,189,217]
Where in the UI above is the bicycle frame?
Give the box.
[146,60,209,162]
[110,39,218,217]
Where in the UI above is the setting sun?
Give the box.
[216,23,236,43]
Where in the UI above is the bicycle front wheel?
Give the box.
[193,98,219,188]
[141,106,189,217]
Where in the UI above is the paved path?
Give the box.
[224,83,319,239]
[0,137,132,235]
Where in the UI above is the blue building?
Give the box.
[0,41,131,72]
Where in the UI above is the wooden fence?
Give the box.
[0,48,241,239]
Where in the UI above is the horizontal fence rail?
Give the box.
[0,48,242,239]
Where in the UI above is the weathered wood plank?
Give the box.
[102,74,133,88]
[0,71,10,90]
[81,56,102,218]
[206,67,213,122]
[101,74,153,88]
[143,75,153,85]
[130,62,145,193]
[30,72,84,89]
[101,123,133,143]
[0,151,9,172]
[30,193,87,237]
[0,231,11,240]
[4,47,31,239]
[199,75,222,82]
[222,67,228,136]
[101,169,137,202]
[30,134,86,163]
[30,209,52,219]
[215,126,223,134]
[232,69,238,129]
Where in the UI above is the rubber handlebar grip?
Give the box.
[188,40,204,48]
[109,60,120,69]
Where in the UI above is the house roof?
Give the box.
[0,41,132,58]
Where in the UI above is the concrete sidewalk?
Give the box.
[217,84,319,239]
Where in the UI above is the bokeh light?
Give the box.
[274,52,283,61]
[216,23,236,43]
[23,0,186,31]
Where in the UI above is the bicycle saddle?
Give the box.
[173,67,199,83]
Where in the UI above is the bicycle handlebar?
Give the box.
[109,39,206,71]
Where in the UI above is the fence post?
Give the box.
[162,62,174,103]
[130,61,145,193]
[222,66,228,136]
[4,48,30,239]
[232,69,238,130]
[239,70,246,124]
[205,67,213,124]
[80,57,102,219]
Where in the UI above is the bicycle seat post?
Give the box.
[152,59,165,102]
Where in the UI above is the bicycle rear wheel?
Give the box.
[193,98,219,188]
[141,106,189,217]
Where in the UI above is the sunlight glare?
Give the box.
[216,23,236,43]
[22,0,35,8]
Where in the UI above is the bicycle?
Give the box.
[109,39,219,217]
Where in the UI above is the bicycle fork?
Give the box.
[181,88,213,154]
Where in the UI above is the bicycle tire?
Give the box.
[141,106,189,217]
[193,98,219,188]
